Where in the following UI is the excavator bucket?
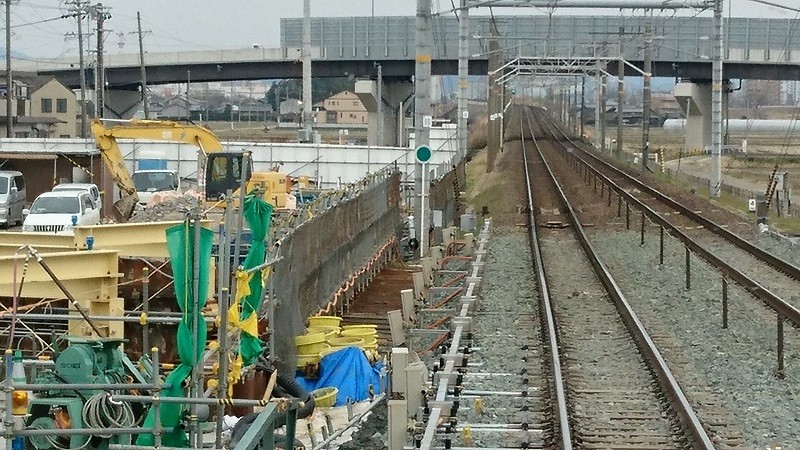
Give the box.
[114,195,138,221]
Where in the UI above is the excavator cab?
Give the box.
[205,153,253,200]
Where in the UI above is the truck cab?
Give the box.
[132,170,181,205]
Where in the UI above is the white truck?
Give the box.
[131,169,181,205]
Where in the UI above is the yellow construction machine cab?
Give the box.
[205,153,251,201]
[248,172,293,208]
[206,153,292,208]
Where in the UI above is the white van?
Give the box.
[0,171,26,228]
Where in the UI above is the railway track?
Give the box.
[519,107,716,449]
[531,108,800,336]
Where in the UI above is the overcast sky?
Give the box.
[10,0,798,60]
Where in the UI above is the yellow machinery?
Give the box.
[91,118,293,220]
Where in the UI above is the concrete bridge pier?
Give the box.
[356,79,413,147]
[104,89,144,119]
[674,81,728,152]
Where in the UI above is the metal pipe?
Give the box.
[4,351,13,450]
[233,154,250,274]
[0,313,215,324]
[142,267,150,357]
[109,394,278,407]
[29,248,105,337]
[152,347,162,448]
[17,427,154,436]
[110,446,211,450]
[215,192,234,449]
[242,255,282,275]
[14,383,165,391]
[190,215,202,448]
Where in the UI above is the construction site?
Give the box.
[4,0,800,449]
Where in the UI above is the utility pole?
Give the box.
[642,22,652,170]
[93,4,110,119]
[414,0,432,257]
[75,2,87,137]
[376,62,383,146]
[616,26,624,159]
[600,73,607,153]
[302,0,312,139]
[580,76,585,138]
[5,0,12,138]
[710,0,723,197]
[457,0,469,163]
[136,11,149,119]
[186,70,191,121]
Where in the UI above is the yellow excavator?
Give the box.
[91,118,293,220]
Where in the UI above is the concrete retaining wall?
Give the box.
[269,170,401,374]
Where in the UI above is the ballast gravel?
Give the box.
[590,228,800,449]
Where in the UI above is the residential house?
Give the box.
[153,95,206,120]
[314,90,367,125]
[0,75,72,138]
[28,76,77,138]
[238,100,274,121]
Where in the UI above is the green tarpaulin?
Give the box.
[137,221,213,447]
[238,196,273,365]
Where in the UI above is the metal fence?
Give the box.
[281,16,800,64]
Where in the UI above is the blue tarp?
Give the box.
[296,347,385,407]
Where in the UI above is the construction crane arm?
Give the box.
[90,118,226,220]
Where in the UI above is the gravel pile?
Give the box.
[337,401,388,450]
[591,228,800,448]
[129,193,201,222]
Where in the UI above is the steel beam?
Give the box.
[73,220,212,258]
[0,232,73,247]
[0,250,124,338]
[0,244,71,256]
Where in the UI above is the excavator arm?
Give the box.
[90,118,226,220]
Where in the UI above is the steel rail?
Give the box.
[534,109,800,327]
[519,113,573,450]
[523,107,716,449]
[548,118,800,283]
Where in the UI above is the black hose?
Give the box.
[263,368,315,420]
[228,369,315,448]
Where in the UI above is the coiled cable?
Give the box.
[81,392,136,439]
